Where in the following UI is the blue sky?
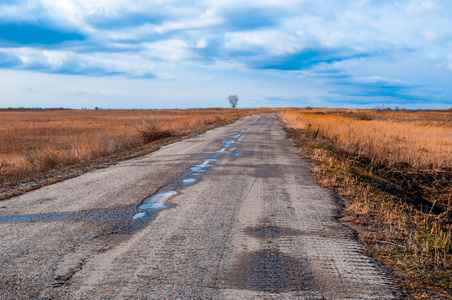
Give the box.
[0,0,451,109]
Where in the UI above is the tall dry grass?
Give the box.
[280,108,452,170]
[0,108,260,184]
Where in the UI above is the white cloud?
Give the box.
[154,9,223,34]
[196,39,208,48]
[355,76,402,84]
[143,39,191,61]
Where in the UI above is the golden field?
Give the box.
[280,108,452,170]
[0,108,264,185]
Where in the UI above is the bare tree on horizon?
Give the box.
[228,95,239,108]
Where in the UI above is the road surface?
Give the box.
[0,114,402,299]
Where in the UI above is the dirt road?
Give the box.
[0,114,402,299]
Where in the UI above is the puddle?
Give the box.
[180,178,198,186]
[0,205,160,234]
[231,151,240,157]
[132,212,147,220]
[245,225,302,239]
[138,191,177,211]
[226,249,312,293]
[190,162,215,172]
[231,134,241,139]
[222,140,237,148]
[202,158,219,162]
[0,212,71,223]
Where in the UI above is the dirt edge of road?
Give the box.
[282,123,451,300]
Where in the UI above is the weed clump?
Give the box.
[138,119,174,144]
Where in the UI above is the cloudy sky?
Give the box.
[0,0,452,109]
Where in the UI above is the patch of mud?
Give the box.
[244,225,302,239]
[226,249,313,293]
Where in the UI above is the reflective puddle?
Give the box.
[132,212,147,220]
[0,212,71,223]
[133,191,177,219]
[223,140,238,148]
[180,178,198,186]
[138,191,177,211]
[190,161,215,172]
[202,158,219,162]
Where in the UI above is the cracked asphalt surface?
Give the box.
[0,114,403,299]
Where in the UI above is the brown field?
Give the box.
[280,108,452,170]
[280,107,452,298]
[0,108,269,188]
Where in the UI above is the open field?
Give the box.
[280,108,452,170]
[280,108,452,298]
[0,108,272,194]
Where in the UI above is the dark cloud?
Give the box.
[328,76,427,103]
[220,6,285,31]
[0,23,85,45]
[254,49,373,71]
[0,51,156,78]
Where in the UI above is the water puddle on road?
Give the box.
[222,139,238,148]
[0,205,165,235]
[202,158,219,162]
[0,212,71,223]
[138,191,177,210]
[180,178,199,186]
[132,212,147,220]
[190,161,215,172]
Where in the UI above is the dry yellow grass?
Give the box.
[0,108,264,184]
[280,108,452,170]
